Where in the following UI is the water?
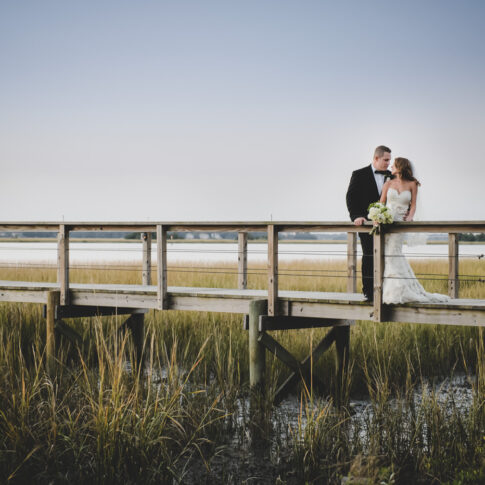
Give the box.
[0,241,484,266]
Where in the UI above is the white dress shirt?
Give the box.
[372,165,386,195]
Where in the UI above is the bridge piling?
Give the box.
[46,290,60,375]
[249,299,267,390]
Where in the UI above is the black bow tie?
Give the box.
[374,170,391,176]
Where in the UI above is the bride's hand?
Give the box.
[404,215,414,222]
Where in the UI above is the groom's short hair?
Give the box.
[374,145,391,158]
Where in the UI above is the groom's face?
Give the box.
[373,152,391,171]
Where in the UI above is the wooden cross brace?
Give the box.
[258,326,338,405]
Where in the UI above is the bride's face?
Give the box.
[391,164,399,176]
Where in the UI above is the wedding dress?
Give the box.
[382,188,450,304]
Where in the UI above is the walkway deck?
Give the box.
[1,280,484,326]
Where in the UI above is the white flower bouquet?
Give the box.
[367,202,393,235]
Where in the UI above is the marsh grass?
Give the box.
[1,258,485,483]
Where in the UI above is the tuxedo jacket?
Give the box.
[346,164,381,222]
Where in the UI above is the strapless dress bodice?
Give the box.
[386,188,411,221]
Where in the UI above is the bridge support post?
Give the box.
[119,314,145,369]
[249,299,267,390]
[46,290,60,375]
[335,323,350,406]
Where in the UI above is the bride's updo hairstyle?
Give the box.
[394,157,421,186]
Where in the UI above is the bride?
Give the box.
[379,157,450,304]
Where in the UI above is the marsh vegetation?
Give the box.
[0,258,484,483]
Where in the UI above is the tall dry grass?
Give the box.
[0,256,485,483]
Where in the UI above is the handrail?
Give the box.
[0,220,485,232]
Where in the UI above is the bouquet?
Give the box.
[367,202,393,235]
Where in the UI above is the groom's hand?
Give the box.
[354,217,366,226]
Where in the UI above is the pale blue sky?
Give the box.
[1,0,484,222]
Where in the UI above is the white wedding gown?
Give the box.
[383,188,450,304]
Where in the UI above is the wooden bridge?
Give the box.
[1,221,484,403]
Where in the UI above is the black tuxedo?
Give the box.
[346,164,381,222]
[346,165,385,299]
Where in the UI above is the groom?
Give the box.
[346,145,392,301]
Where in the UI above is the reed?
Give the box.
[0,258,484,483]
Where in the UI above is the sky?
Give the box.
[1,0,484,223]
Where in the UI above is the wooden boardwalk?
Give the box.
[1,281,485,326]
[1,220,484,400]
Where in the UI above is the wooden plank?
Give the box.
[156,225,168,310]
[55,305,148,318]
[388,305,485,327]
[2,280,485,326]
[0,224,61,231]
[387,223,485,234]
[268,224,278,316]
[0,289,50,304]
[69,291,159,309]
[142,232,152,286]
[237,232,248,290]
[288,301,374,321]
[1,220,485,233]
[259,315,347,331]
[347,232,357,293]
[65,224,156,232]
[448,233,459,298]
[279,225,371,233]
[57,224,70,305]
[1,279,484,311]
[169,295,251,313]
[373,230,385,322]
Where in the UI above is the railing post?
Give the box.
[57,224,69,305]
[238,231,248,289]
[156,225,168,309]
[448,233,459,298]
[142,232,152,285]
[373,229,385,322]
[347,232,357,293]
[267,225,278,316]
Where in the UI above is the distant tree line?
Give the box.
[458,233,485,241]
[124,231,320,241]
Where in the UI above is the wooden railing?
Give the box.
[1,221,484,321]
